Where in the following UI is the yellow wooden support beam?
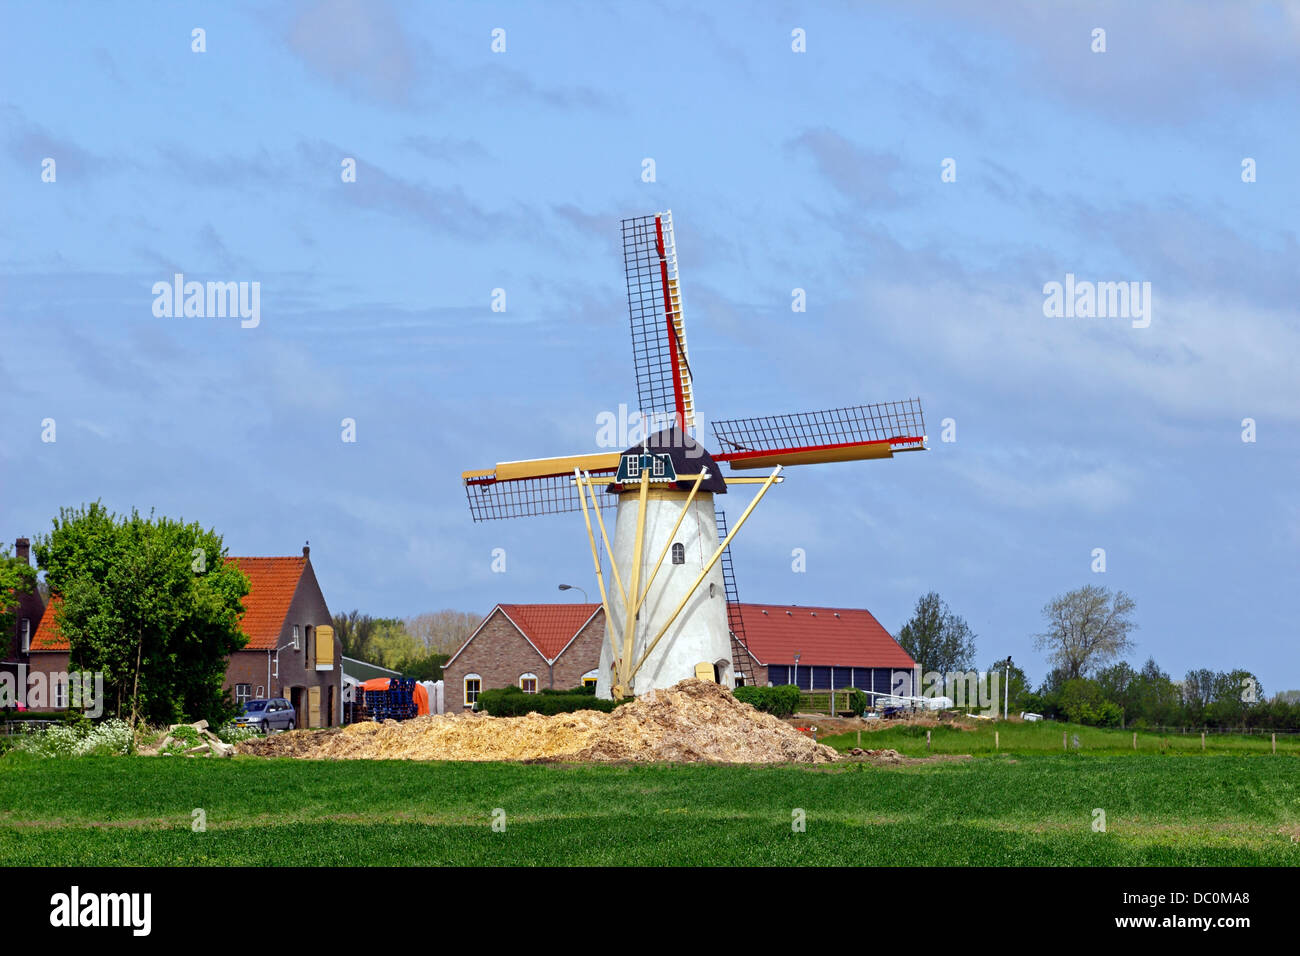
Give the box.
[626,466,782,685]
[617,467,651,695]
[581,471,627,612]
[574,468,622,671]
[629,468,707,626]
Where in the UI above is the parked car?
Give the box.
[234,698,296,733]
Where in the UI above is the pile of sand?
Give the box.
[239,679,839,763]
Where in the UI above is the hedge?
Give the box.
[732,684,802,718]
[476,685,621,717]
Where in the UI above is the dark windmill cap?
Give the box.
[607,427,727,495]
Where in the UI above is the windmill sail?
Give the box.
[622,211,695,432]
[463,453,620,521]
[711,398,926,470]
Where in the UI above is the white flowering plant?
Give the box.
[13,718,134,758]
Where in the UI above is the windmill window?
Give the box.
[652,455,665,477]
[625,454,640,477]
[671,543,685,565]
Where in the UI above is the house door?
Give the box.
[289,687,303,725]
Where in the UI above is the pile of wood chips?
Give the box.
[239,678,839,763]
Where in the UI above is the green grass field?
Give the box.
[1,750,1297,866]
[819,717,1300,757]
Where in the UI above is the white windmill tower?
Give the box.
[463,211,927,699]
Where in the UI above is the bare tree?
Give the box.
[405,609,482,656]
[1034,585,1137,679]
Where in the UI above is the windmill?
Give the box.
[463,211,926,699]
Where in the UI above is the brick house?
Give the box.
[445,601,916,707]
[24,545,341,726]
[444,603,605,710]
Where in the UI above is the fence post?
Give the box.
[857,730,861,748]
[927,730,931,752]
[1273,733,1277,755]
[1201,731,1205,751]
[995,730,999,751]
[1063,730,1067,750]
[1132,732,1137,751]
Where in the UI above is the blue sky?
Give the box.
[3,1,1298,690]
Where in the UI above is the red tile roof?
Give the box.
[734,604,915,669]
[222,556,306,650]
[28,556,306,653]
[497,603,601,661]
[30,594,67,651]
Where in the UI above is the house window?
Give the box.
[293,624,301,648]
[519,674,538,694]
[236,683,251,706]
[305,625,314,668]
[20,618,30,653]
[53,679,68,709]
[464,675,482,707]
[582,669,599,692]
[671,543,685,565]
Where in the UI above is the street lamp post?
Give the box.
[1002,656,1013,720]
[558,583,589,603]
[793,652,802,690]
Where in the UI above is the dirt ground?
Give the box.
[240,679,845,764]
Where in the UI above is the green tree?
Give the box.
[1034,585,1137,680]
[332,610,388,661]
[33,502,249,725]
[0,544,37,638]
[1058,678,1122,727]
[897,592,977,677]
[1095,661,1139,723]
[1128,658,1181,728]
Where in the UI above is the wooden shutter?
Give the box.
[315,624,334,672]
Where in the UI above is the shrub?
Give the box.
[733,684,801,718]
[477,685,621,717]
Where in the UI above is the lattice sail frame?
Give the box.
[711,398,926,469]
[622,212,695,431]
[464,472,618,521]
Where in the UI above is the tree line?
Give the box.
[897,585,1296,730]
[330,609,482,681]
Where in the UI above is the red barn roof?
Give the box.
[734,604,915,669]
[29,556,307,653]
